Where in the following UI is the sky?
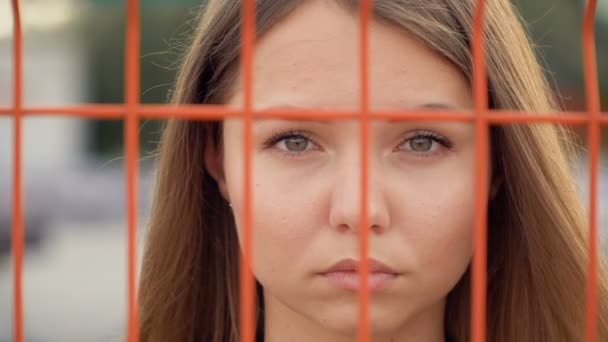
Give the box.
[0,0,77,39]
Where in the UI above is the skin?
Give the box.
[205,1,496,341]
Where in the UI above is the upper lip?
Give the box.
[321,258,399,275]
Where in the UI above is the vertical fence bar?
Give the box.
[582,0,600,341]
[125,0,141,341]
[358,1,372,342]
[471,0,489,341]
[241,0,256,341]
[3,1,603,341]
[10,1,24,342]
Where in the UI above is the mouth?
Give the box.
[319,258,399,291]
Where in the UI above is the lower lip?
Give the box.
[321,271,397,291]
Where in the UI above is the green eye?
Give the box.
[283,137,309,152]
[397,130,453,156]
[409,137,433,152]
[264,130,318,158]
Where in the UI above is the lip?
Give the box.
[319,258,399,291]
[322,258,398,274]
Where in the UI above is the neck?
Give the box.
[261,291,447,342]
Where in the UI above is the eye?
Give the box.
[397,130,453,156]
[408,136,434,152]
[281,135,310,152]
[263,130,318,156]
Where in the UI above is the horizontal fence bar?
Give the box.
[1,106,607,124]
[1,105,125,117]
[139,104,242,119]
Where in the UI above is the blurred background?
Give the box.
[0,0,607,341]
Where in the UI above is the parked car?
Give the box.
[0,159,155,258]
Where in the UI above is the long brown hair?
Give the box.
[138,0,608,341]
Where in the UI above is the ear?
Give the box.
[203,129,231,202]
[489,175,503,201]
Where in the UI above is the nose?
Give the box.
[328,159,390,234]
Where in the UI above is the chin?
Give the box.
[319,314,406,338]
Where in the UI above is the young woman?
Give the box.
[138,0,608,341]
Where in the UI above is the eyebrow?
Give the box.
[385,103,460,123]
[261,102,458,111]
[415,103,458,110]
[257,102,460,124]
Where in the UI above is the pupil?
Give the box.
[285,137,307,152]
[410,137,432,152]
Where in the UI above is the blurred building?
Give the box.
[0,0,89,255]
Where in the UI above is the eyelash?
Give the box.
[264,130,317,159]
[397,130,454,155]
[263,129,454,159]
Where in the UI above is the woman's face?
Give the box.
[206,0,486,339]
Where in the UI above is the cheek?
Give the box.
[227,164,320,281]
[419,181,474,255]
[400,169,475,294]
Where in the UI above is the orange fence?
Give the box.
[4,0,606,341]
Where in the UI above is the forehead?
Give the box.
[227,0,472,112]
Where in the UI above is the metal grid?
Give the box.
[5,0,605,341]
